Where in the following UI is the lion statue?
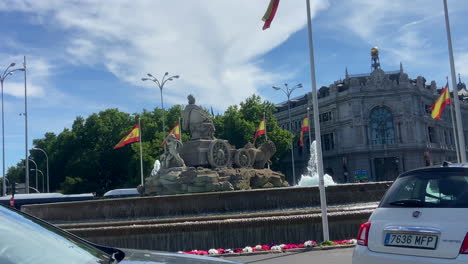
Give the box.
[243,140,276,169]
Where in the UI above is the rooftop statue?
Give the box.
[182,95,215,140]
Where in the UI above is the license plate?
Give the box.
[384,233,438,249]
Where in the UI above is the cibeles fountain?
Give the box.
[139,95,289,196]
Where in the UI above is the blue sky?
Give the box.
[0,0,467,171]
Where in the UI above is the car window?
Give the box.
[0,206,109,264]
[380,172,468,208]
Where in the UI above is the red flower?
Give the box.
[218,248,225,254]
[283,244,299,249]
[261,245,271,251]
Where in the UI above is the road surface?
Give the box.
[221,247,353,264]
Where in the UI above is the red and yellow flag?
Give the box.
[262,0,280,30]
[253,119,266,143]
[114,124,140,149]
[430,83,451,120]
[162,123,181,145]
[299,115,309,147]
[301,116,309,131]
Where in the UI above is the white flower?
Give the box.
[208,249,219,255]
[271,245,282,252]
[255,245,262,250]
[349,239,357,245]
[242,246,253,253]
[279,244,286,249]
[304,240,315,247]
[225,249,234,254]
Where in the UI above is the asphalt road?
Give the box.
[220,247,354,264]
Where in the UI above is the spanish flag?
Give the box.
[262,0,280,30]
[162,123,181,145]
[299,115,309,147]
[254,118,266,142]
[430,83,451,120]
[114,124,140,149]
[301,116,310,132]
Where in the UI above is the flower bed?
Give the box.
[179,239,357,256]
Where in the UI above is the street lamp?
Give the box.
[141,72,180,134]
[31,147,49,192]
[30,168,44,193]
[273,83,303,185]
[1,62,25,196]
[28,158,38,191]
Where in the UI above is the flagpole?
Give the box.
[24,56,29,194]
[450,88,461,162]
[264,111,270,169]
[306,0,329,241]
[139,118,144,186]
[443,0,466,163]
[307,107,312,150]
[178,118,182,143]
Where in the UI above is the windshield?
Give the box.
[380,169,468,208]
[0,206,110,264]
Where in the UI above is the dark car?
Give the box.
[0,204,241,264]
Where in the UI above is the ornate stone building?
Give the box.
[274,52,468,184]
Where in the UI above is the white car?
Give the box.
[353,164,468,263]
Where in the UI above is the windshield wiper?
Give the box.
[389,199,425,207]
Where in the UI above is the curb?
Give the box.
[210,244,356,258]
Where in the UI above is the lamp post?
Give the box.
[28,158,38,191]
[31,147,49,192]
[1,62,26,196]
[30,169,44,192]
[141,72,180,134]
[273,83,303,185]
[307,107,313,150]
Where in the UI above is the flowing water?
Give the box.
[297,141,337,187]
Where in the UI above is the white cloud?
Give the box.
[318,0,468,86]
[66,39,97,65]
[0,55,52,98]
[457,53,468,79]
[0,0,329,110]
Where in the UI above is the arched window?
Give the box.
[370,107,395,144]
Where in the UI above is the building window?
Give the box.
[428,127,437,143]
[319,112,332,123]
[321,133,334,151]
[370,107,395,144]
[424,105,432,115]
[444,130,449,145]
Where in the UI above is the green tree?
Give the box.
[214,94,291,169]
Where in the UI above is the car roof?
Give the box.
[103,188,138,197]
[398,164,468,178]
